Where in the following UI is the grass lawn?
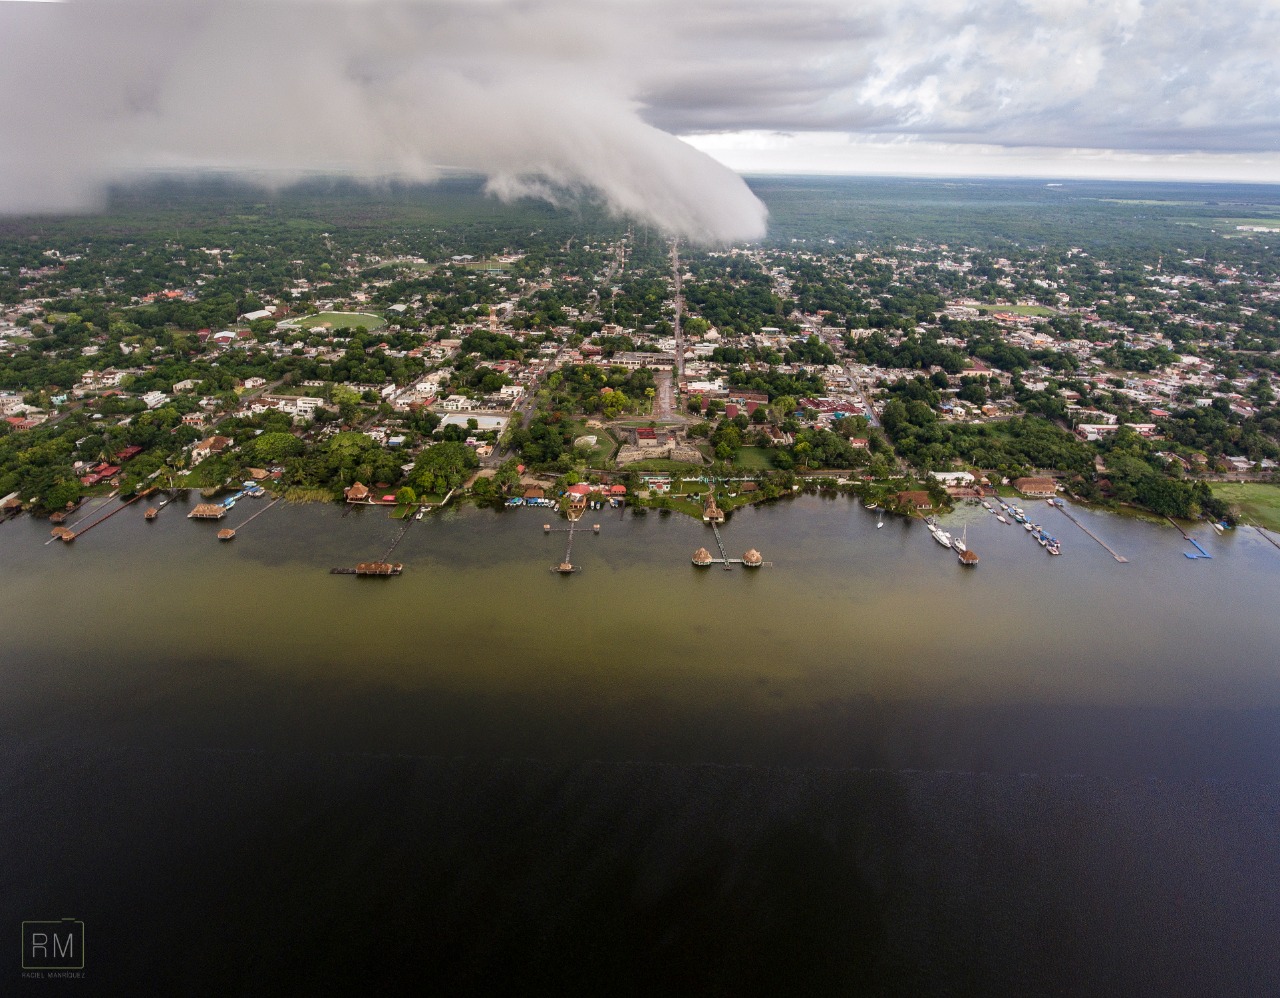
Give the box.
[297,311,387,331]
[1212,482,1280,530]
[626,459,708,474]
[733,447,776,471]
[1215,218,1280,230]
[673,480,708,496]
[979,304,1058,317]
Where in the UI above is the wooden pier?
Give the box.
[50,489,154,542]
[1248,521,1280,554]
[1053,503,1128,563]
[1164,515,1212,559]
[543,515,597,573]
[692,522,771,570]
[217,495,284,541]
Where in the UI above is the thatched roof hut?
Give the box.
[692,547,714,566]
[217,528,236,540]
[50,526,75,541]
[344,482,370,502]
[49,511,66,524]
[188,503,226,519]
[144,507,159,520]
[959,548,980,566]
[742,548,763,567]
[355,561,402,575]
[556,561,575,574]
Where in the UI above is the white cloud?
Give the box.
[0,0,1276,234]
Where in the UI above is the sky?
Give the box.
[1,0,1277,241]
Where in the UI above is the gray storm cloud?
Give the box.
[0,0,769,242]
[1,0,1276,232]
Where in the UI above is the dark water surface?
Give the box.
[4,494,1279,995]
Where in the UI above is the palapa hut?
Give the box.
[217,528,236,541]
[556,561,575,574]
[344,482,371,503]
[49,511,66,524]
[692,547,714,567]
[144,507,159,520]
[188,503,226,520]
[742,548,763,567]
[959,548,980,566]
[50,526,75,541]
[702,490,725,523]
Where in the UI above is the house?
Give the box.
[141,390,169,410]
[438,395,472,411]
[634,427,660,448]
[896,490,933,511]
[191,435,232,465]
[344,482,371,503]
[1013,477,1057,498]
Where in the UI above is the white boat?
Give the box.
[1212,522,1224,534]
[996,514,1008,524]
[952,524,967,554]
[1024,521,1034,531]
[877,509,884,529]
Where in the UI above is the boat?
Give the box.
[864,502,878,510]
[996,514,1008,524]
[981,500,992,510]
[1211,521,1224,534]
[952,524,968,554]
[415,509,424,520]
[1024,521,1034,531]
[1047,539,1062,555]
[877,509,884,529]
[505,498,523,507]
[927,520,953,547]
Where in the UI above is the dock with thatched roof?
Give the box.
[188,503,226,520]
[691,521,770,570]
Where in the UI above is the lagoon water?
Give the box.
[3,494,1279,994]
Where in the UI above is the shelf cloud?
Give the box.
[1,0,1275,237]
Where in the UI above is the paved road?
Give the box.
[654,371,674,420]
[846,366,881,427]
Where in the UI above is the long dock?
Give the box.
[1054,503,1128,563]
[51,489,153,543]
[1164,515,1212,559]
[543,514,599,573]
[710,521,731,571]
[1249,521,1280,553]
[219,495,284,539]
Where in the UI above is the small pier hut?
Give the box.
[50,526,75,542]
[742,548,763,567]
[144,507,159,520]
[702,490,725,523]
[692,547,714,567]
[188,503,226,520]
[959,548,980,566]
[217,528,236,541]
[556,561,576,574]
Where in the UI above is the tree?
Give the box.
[396,486,417,505]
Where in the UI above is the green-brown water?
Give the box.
[4,494,1279,994]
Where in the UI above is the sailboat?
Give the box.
[952,524,968,554]
[877,508,884,529]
